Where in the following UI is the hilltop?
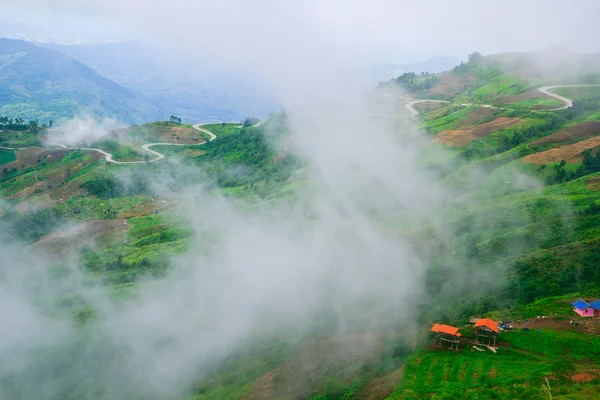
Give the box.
[385,49,600,109]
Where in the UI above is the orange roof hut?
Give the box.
[474,318,500,346]
[430,323,462,351]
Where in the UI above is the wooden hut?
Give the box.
[430,323,462,351]
[474,318,500,346]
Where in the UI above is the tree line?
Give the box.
[0,116,53,133]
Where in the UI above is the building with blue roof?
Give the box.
[572,299,595,317]
[589,300,600,315]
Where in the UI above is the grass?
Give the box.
[198,123,243,138]
[56,195,152,221]
[512,98,565,109]
[0,148,16,165]
[423,106,472,132]
[390,328,600,400]
[0,128,41,147]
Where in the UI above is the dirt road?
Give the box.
[43,122,237,164]
[406,84,600,117]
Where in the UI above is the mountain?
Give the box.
[40,41,278,122]
[0,38,163,124]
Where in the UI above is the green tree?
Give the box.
[28,120,39,133]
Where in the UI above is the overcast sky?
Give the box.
[3,0,600,64]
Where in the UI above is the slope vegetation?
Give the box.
[0,38,161,123]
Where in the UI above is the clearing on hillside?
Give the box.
[586,175,600,190]
[415,101,447,114]
[428,72,466,98]
[435,117,522,147]
[158,126,204,144]
[457,107,495,127]
[523,135,600,165]
[531,121,600,146]
[30,219,128,259]
[498,89,559,109]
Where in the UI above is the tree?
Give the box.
[48,119,54,128]
[468,51,483,64]
[243,117,261,127]
[28,120,39,133]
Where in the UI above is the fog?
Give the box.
[0,0,593,398]
[5,0,600,63]
[48,114,126,145]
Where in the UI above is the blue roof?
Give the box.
[571,299,590,310]
[572,299,590,309]
[589,300,600,310]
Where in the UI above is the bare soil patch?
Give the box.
[522,135,600,165]
[8,181,44,200]
[531,121,600,146]
[159,126,203,144]
[459,107,495,127]
[359,366,404,400]
[513,315,600,335]
[572,373,595,383]
[586,175,600,190]
[428,72,471,98]
[435,117,523,147]
[30,219,128,259]
[242,364,293,400]
[1,148,76,178]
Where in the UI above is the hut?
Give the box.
[589,299,600,316]
[430,323,462,351]
[572,299,595,317]
[474,318,500,346]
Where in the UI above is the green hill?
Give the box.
[0,38,162,124]
[3,50,600,399]
[387,49,600,108]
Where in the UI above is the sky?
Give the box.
[2,0,600,64]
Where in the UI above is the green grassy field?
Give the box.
[0,149,16,165]
[390,330,600,400]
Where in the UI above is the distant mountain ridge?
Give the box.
[40,41,278,122]
[0,38,164,124]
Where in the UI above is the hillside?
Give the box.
[0,38,163,123]
[40,41,278,122]
[4,50,600,399]
[386,49,600,109]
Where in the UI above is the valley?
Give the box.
[3,46,600,399]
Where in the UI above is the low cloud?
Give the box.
[48,113,125,145]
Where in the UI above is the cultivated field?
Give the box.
[435,117,522,146]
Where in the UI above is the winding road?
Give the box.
[538,85,600,110]
[405,84,600,117]
[42,122,239,164]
